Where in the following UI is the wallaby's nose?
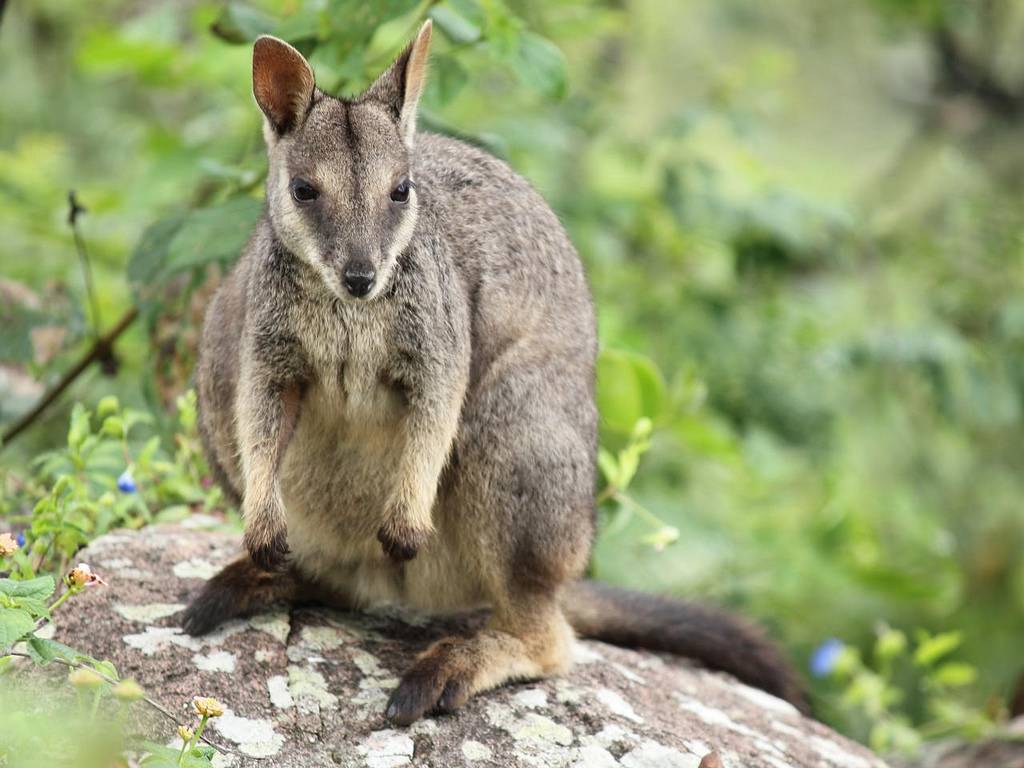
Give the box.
[343,263,376,298]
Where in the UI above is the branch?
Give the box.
[1,307,139,447]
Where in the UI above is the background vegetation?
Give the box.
[2,0,1024,759]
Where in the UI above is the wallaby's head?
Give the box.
[252,22,432,301]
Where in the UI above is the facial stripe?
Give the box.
[265,93,417,301]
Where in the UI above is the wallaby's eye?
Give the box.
[390,179,413,204]
[290,178,319,204]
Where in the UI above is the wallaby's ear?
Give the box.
[363,20,432,146]
[253,36,316,136]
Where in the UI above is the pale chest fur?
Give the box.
[277,297,484,612]
[280,295,403,551]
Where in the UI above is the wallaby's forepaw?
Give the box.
[385,639,474,726]
[377,517,431,562]
[244,526,290,572]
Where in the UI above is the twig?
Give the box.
[1,307,138,447]
[68,191,102,341]
[5,651,239,756]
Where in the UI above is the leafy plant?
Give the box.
[814,628,1004,756]
[1,529,226,767]
[4,391,222,578]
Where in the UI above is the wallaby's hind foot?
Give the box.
[385,602,573,726]
[182,555,297,636]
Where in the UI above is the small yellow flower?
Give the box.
[0,532,18,557]
[112,678,145,701]
[66,563,107,588]
[192,696,225,718]
[68,667,105,688]
[177,725,194,742]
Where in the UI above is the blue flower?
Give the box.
[117,469,137,494]
[810,637,844,678]
[16,532,25,548]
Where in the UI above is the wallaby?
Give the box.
[183,20,806,724]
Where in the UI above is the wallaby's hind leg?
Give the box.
[182,555,299,636]
[385,598,573,726]
[387,357,595,725]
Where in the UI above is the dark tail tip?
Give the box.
[563,580,808,713]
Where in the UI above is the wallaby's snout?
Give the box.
[342,260,376,298]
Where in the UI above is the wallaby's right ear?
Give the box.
[253,36,315,136]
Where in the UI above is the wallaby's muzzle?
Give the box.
[342,260,376,298]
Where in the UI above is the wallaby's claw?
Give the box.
[244,526,290,572]
[377,518,430,562]
[385,639,473,725]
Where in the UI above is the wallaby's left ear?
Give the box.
[253,35,316,136]
[363,20,432,146]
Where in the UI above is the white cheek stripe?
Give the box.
[366,191,419,301]
[266,149,419,303]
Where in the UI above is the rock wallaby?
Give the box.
[184,21,806,724]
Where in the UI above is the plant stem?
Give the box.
[47,586,76,614]
[189,714,210,753]
[4,652,237,755]
[89,686,103,722]
[602,487,676,532]
[68,191,102,341]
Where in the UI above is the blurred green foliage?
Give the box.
[2,0,1024,750]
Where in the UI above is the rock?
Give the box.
[50,525,888,768]
[898,718,1024,768]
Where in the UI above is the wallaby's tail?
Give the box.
[562,580,807,712]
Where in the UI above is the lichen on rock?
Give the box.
[48,525,889,768]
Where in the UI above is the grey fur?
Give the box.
[189,26,803,724]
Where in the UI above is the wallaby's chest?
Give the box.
[291,298,403,424]
[279,298,409,594]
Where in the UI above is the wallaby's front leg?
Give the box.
[377,386,462,561]
[237,376,303,571]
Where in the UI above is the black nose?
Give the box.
[343,265,376,298]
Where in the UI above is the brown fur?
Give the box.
[184,22,806,724]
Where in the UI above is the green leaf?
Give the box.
[448,0,485,28]
[617,445,641,489]
[67,403,91,450]
[25,637,88,666]
[428,55,469,105]
[211,2,278,43]
[127,213,186,288]
[931,661,977,687]
[130,198,262,287]
[596,349,667,434]
[597,447,619,486]
[96,396,120,418]
[0,608,35,649]
[514,32,567,99]
[93,658,119,680]
[13,598,49,619]
[430,3,481,43]
[140,742,186,768]
[0,575,56,602]
[165,197,263,275]
[913,631,962,666]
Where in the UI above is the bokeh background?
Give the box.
[2,0,1023,756]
